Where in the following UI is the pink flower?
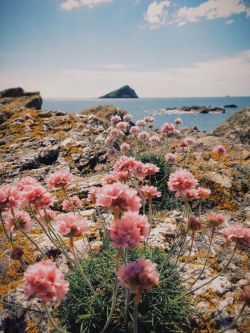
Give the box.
[117,121,129,132]
[62,196,83,212]
[140,185,161,200]
[168,169,198,198]
[197,187,211,200]
[136,119,146,127]
[22,185,55,209]
[102,174,120,185]
[118,259,159,294]
[96,182,141,213]
[6,210,31,233]
[115,171,131,182]
[120,143,130,154]
[129,126,140,136]
[16,177,38,191]
[133,162,148,178]
[149,135,161,147]
[124,114,133,122]
[87,187,100,204]
[144,163,159,176]
[24,260,69,302]
[175,118,182,125]
[179,140,189,149]
[207,213,225,228]
[222,225,250,247]
[111,115,121,124]
[109,212,149,249]
[55,213,89,237]
[188,216,202,232]
[41,209,57,223]
[161,122,175,134]
[213,145,226,155]
[144,116,154,123]
[184,188,199,201]
[165,153,178,164]
[0,184,20,212]
[241,286,250,306]
[180,137,195,148]
[47,169,73,190]
[138,131,149,141]
[113,156,138,173]
[105,136,115,146]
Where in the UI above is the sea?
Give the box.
[43,96,250,132]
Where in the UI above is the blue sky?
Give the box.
[0,0,250,97]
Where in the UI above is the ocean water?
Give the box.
[43,96,250,132]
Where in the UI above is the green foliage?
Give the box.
[59,245,190,333]
[139,153,180,210]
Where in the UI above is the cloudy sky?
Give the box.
[0,0,250,97]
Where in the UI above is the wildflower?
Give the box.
[149,135,161,147]
[117,121,129,132]
[108,148,117,158]
[22,185,55,209]
[62,196,83,212]
[144,163,159,176]
[109,212,149,249]
[168,169,198,198]
[129,126,140,136]
[185,188,199,201]
[144,116,154,123]
[120,143,130,154]
[136,119,146,127]
[102,174,120,185]
[175,118,183,125]
[113,156,138,173]
[55,213,89,237]
[188,216,202,232]
[118,259,159,294]
[124,114,133,122]
[207,213,225,228]
[0,184,20,212]
[10,247,24,260]
[95,182,141,213]
[138,131,149,141]
[241,286,250,306]
[140,185,161,200]
[16,177,38,191]
[24,260,69,302]
[222,225,250,247]
[185,137,196,146]
[111,115,121,124]
[87,187,100,204]
[105,136,115,147]
[47,169,72,190]
[197,187,211,200]
[165,153,178,164]
[213,145,226,155]
[6,210,31,233]
[161,122,175,134]
[41,209,57,223]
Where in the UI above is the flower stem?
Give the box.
[133,300,138,333]
[43,302,68,333]
[220,302,246,333]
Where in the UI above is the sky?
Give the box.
[0,0,250,98]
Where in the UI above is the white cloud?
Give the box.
[144,1,171,27]
[1,51,250,97]
[60,0,113,10]
[144,0,250,27]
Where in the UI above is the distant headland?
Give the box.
[99,85,138,99]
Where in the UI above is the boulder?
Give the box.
[0,87,24,98]
[82,105,127,122]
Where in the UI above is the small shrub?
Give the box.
[59,245,191,333]
[139,153,180,210]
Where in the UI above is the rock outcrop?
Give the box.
[0,87,42,110]
[213,107,250,145]
[165,106,225,113]
[82,104,127,122]
[99,85,138,98]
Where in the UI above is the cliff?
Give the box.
[99,85,138,98]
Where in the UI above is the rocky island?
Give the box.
[0,88,250,333]
[99,85,138,98]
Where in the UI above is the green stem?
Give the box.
[188,227,214,289]
[133,301,138,333]
[180,233,194,272]
[220,302,246,333]
[43,302,68,333]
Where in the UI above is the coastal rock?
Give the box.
[0,87,42,111]
[165,105,225,113]
[224,104,237,108]
[0,87,25,98]
[99,85,138,98]
[82,104,127,121]
[213,107,250,145]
